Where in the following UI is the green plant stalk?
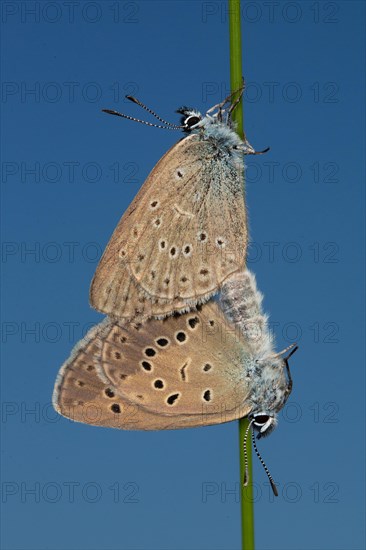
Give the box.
[229,1,255,549]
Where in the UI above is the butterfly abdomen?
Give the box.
[220,270,274,358]
[220,270,263,322]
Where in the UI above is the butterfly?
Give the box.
[90,88,268,321]
[54,269,297,493]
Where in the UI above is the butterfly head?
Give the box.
[176,102,266,158]
[242,346,298,496]
[176,107,203,132]
[177,104,250,161]
[103,92,268,155]
[176,104,238,133]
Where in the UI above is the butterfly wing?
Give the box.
[52,324,133,430]
[90,134,247,319]
[53,303,252,430]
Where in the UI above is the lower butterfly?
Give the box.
[54,268,296,434]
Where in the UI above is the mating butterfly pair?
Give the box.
[53,88,297,495]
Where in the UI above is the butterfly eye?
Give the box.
[252,413,277,439]
[184,115,201,129]
[253,414,270,427]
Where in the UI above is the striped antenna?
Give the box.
[125,96,182,129]
[243,419,254,487]
[251,430,278,497]
[102,109,182,130]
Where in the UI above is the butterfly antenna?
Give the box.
[251,430,279,497]
[243,419,254,487]
[102,109,183,130]
[125,96,183,129]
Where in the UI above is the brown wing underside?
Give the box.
[90,135,247,320]
[53,302,252,430]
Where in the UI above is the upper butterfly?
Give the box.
[90,87,267,320]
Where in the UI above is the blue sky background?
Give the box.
[1,1,365,549]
